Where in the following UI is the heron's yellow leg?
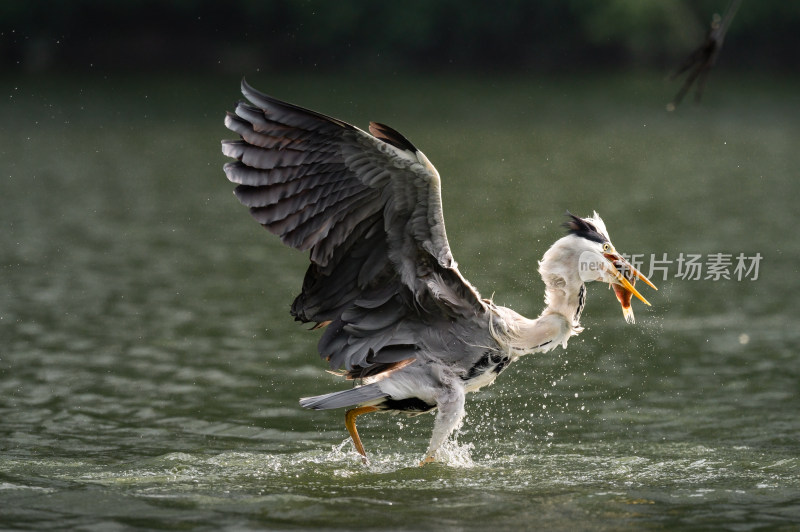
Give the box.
[345,406,378,463]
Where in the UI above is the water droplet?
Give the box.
[738,333,750,345]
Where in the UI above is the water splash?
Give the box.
[431,439,476,468]
[318,436,476,471]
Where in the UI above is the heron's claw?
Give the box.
[418,456,436,467]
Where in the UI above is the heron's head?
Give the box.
[546,211,657,323]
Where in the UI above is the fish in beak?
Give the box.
[603,252,658,324]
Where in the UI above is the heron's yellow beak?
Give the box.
[603,253,657,322]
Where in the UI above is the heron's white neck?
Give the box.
[539,273,586,328]
[538,235,588,324]
[491,236,586,355]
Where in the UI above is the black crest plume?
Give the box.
[563,211,606,244]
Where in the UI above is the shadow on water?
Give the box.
[0,73,798,529]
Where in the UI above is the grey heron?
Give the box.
[221,81,657,464]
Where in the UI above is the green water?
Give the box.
[1,74,798,530]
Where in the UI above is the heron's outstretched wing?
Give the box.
[222,80,485,378]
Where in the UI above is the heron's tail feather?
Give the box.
[299,384,388,410]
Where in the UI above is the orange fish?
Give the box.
[601,252,657,324]
[612,277,636,323]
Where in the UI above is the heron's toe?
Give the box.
[418,456,436,467]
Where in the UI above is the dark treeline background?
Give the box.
[1,0,798,75]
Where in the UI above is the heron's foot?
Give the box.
[418,455,436,467]
[345,406,377,466]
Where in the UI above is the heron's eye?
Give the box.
[602,243,611,252]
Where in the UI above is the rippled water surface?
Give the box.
[1,75,798,530]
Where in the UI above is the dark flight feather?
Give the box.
[222,80,486,379]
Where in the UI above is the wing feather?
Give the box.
[222,160,347,187]
[222,80,486,378]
